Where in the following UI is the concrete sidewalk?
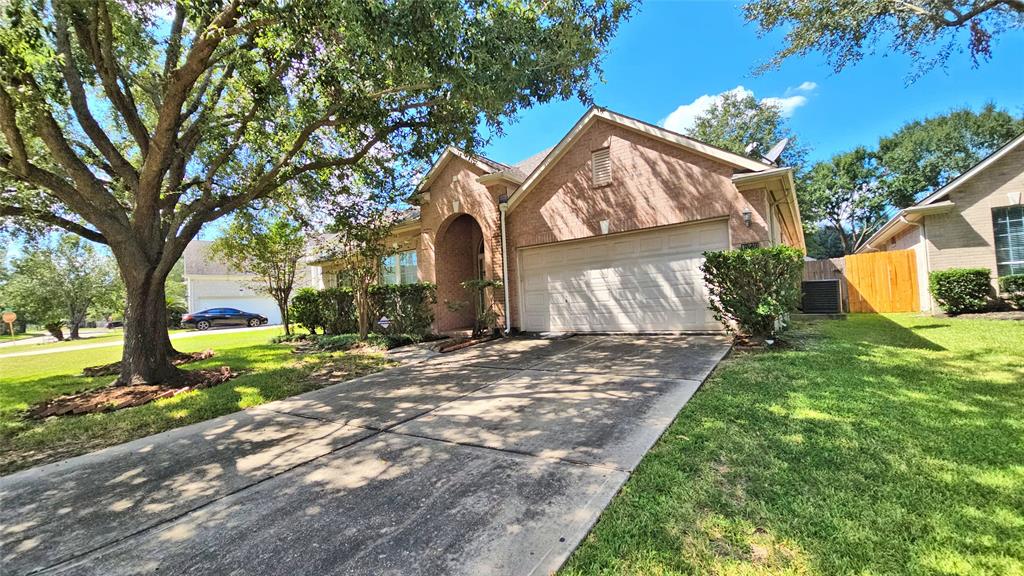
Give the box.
[0,334,731,576]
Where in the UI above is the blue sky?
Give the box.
[480,1,1024,167]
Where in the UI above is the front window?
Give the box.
[380,250,418,285]
[994,205,1024,276]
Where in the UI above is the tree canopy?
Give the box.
[0,235,120,339]
[0,0,632,384]
[799,147,888,255]
[877,104,1024,202]
[743,0,1024,77]
[685,89,808,171]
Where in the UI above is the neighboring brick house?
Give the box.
[858,131,1024,311]
[320,106,805,333]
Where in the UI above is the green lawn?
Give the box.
[0,328,392,474]
[563,314,1024,576]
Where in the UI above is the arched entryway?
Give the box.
[435,213,485,332]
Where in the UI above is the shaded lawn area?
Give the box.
[0,328,393,475]
[563,314,1024,575]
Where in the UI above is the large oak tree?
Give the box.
[0,0,631,385]
[744,0,1024,77]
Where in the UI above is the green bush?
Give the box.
[700,245,804,339]
[290,283,435,339]
[998,274,1024,309]
[369,283,436,336]
[321,287,358,334]
[289,288,328,334]
[929,268,991,314]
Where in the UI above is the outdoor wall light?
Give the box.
[741,207,753,227]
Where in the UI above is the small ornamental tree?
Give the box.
[210,213,306,334]
[322,191,402,341]
[700,245,804,339]
[929,268,992,314]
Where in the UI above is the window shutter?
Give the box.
[591,148,611,186]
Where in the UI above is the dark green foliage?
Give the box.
[321,288,359,335]
[166,300,187,329]
[289,288,329,335]
[929,268,992,314]
[997,274,1024,309]
[369,283,437,336]
[700,246,805,338]
[290,283,435,337]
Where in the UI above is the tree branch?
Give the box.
[67,2,151,156]
[0,204,108,244]
[53,8,140,191]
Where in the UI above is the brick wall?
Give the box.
[923,145,1024,284]
[503,119,773,328]
[417,155,505,331]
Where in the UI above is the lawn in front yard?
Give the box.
[0,328,393,475]
[563,314,1024,575]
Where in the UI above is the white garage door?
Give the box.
[195,297,282,324]
[519,220,729,332]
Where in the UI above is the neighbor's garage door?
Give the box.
[519,220,728,332]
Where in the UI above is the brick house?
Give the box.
[858,131,1024,311]
[320,107,805,333]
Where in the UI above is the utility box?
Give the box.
[801,280,842,314]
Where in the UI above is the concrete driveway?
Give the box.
[0,334,730,576]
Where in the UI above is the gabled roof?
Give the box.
[415,147,507,192]
[505,106,772,211]
[857,130,1024,253]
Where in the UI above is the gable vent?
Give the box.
[591,148,611,186]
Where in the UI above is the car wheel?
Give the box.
[196,320,211,331]
[247,318,260,328]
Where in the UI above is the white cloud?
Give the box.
[660,81,817,133]
[762,95,808,117]
[661,86,754,134]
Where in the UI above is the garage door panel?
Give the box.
[520,221,728,332]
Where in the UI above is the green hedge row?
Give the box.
[290,283,436,336]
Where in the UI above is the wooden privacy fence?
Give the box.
[802,249,920,313]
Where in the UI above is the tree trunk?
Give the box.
[68,308,88,339]
[275,297,291,335]
[118,269,181,386]
[69,322,80,340]
[356,285,370,340]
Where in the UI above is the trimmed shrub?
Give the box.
[700,245,804,338]
[321,287,358,334]
[929,268,991,314]
[369,283,436,336]
[290,288,328,334]
[998,274,1024,309]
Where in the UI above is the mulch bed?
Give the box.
[31,364,237,419]
[81,349,216,377]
